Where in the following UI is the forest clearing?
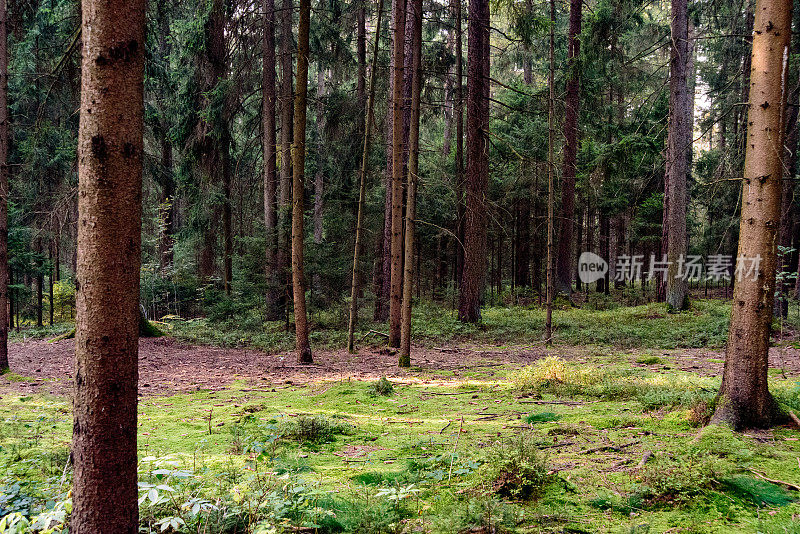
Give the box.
[1,0,800,528]
[4,300,800,533]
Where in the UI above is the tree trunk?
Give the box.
[357,0,367,109]
[348,0,384,353]
[545,0,555,342]
[292,0,313,363]
[458,0,489,323]
[664,0,690,311]
[313,68,325,295]
[388,0,407,345]
[0,0,6,372]
[71,0,145,530]
[400,0,422,366]
[263,0,281,320]
[711,0,791,430]
[279,0,294,321]
[555,0,581,295]
[453,0,464,291]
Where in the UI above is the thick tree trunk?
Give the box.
[348,0,384,353]
[400,0,422,366]
[279,0,294,321]
[664,0,690,311]
[263,0,282,320]
[71,0,145,530]
[388,0,407,345]
[458,0,489,323]
[711,0,791,430]
[292,0,313,363]
[555,0,581,295]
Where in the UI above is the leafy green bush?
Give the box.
[369,377,394,396]
[479,434,551,501]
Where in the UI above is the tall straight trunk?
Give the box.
[348,0,384,353]
[555,0,581,295]
[263,0,281,319]
[71,0,145,530]
[279,0,294,320]
[400,0,422,366]
[544,0,555,342]
[388,0,407,345]
[458,0,489,322]
[292,0,312,363]
[375,0,401,322]
[711,0,791,430]
[48,242,54,326]
[0,0,7,372]
[313,68,325,294]
[514,194,530,287]
[664,0,690,310]
[357,0,367,108]
[454,0,464,290]
[36,266,43,327]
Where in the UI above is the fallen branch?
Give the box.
[637,451,653,468]
[581,440,640,455]
[788,410,800,428]
[359,329,389,342]
[425,390,480,396]
[747,468,800,491]
[439,420,452,434]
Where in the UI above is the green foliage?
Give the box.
[525,411,561,424]
[369,377,394,397]
[479,434,552,501]
[719,476,793,507]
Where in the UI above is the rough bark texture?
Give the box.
[348,0,384,353]
[555,0,581,295]
[263,0,281,320]
[71,0,145,530]
[664,0,690,311]
[0,0,8,373]
[388,0,406,344]
[711,0,791,430]
[292,0,312,363]
[400,0,422,366]
[458,0,489,323]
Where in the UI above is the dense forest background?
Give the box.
[3,0,784,336]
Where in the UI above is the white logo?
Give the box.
[578,252,608,284]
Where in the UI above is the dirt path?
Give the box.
[3,336,800,397]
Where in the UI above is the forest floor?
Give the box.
[4,300,800,533]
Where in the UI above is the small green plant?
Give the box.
[279,415,352,443]
[480,434,551,501]
[370,377,395,396]
[635,356,663,365]
[525,412,561,424]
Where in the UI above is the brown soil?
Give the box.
[4,336,800,398]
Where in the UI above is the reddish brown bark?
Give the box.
[712,0,792,429]
[263,0,281,319]
[555,0,582,295]
[458,0,489,322]
[292,0,313,363]
[71,0,145,530]
[0,0,8,372]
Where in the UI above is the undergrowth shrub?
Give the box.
[369,377,394,396]
[478,433,551,501]
[279,415,353,443]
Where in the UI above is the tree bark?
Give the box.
[292,0,313,363]
[664,0,690,311]
[388,0,407,344]
[545,0,555,342]
[313,68,325,295]
[71,0,145,530]
[400,0,422,366]
[0,0,8,374]
[348,0,384,353]
[555,0,582,295]
[263,0,282,320]
[453,0,464,291]
[711,0,791,430]
[458,0,489,323]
